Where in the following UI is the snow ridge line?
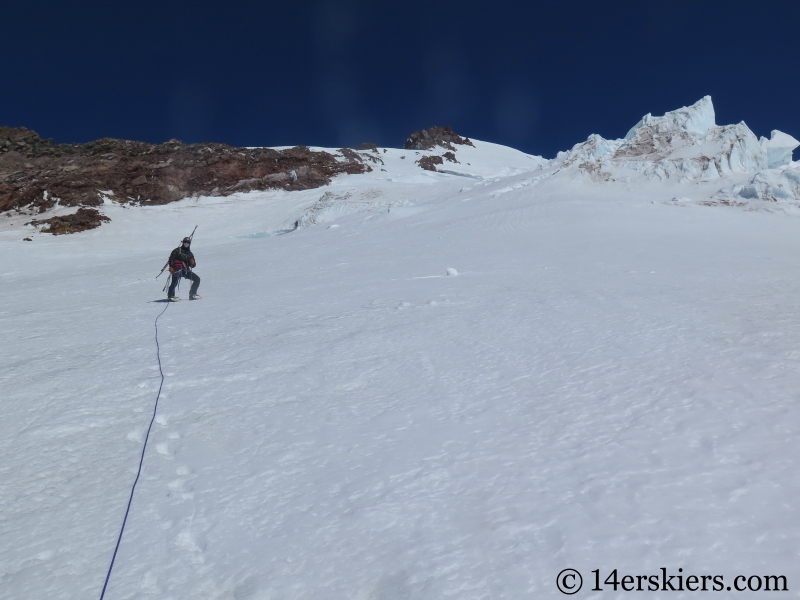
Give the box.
[99,301,170,599]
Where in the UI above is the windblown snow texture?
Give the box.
[2,97,800,599]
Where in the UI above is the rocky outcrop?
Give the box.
[0,127,371,217]
[417,155,444,171]
[26,207,111,235]
[416,151,459,172]
[404,126,474,151]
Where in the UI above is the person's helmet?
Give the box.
[182,237,191,247]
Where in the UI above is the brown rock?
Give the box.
[0,128,371,223]
[26,207,111,235]
[417,155,444,172]
[404,126,474,151]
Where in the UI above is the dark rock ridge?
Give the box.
[404,125,474,151]
[0,126,371,217]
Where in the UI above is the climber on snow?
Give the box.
[167,236,201,301]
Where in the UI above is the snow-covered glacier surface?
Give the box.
[3,103,800,599]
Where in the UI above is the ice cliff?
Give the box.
[541,96,800,208]
[557,97,766,181]
[760,130,800,169]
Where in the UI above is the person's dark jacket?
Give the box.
[169,246,196,273]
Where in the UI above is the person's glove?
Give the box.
[169,267,175,274]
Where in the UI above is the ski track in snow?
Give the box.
[2,138,800,598]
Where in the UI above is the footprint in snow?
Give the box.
[156,442,175,457]
[127,429,145,443]
[175,529,207,564]
[168,478,191,492]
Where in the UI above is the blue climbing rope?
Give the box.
[99,300,170,599]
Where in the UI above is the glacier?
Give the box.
[551,96,799,201]
[2,97,800,599]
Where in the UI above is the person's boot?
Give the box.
[189,294,201,300]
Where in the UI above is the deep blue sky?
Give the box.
[3,1,799,158]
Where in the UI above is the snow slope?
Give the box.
[3,106,800,599]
